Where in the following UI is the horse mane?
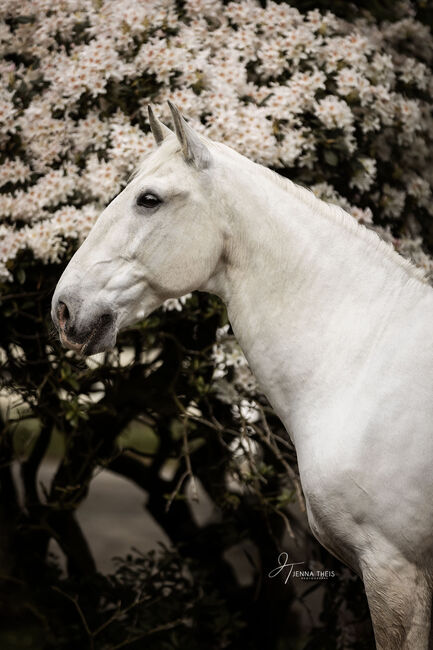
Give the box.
[211,140,427,285]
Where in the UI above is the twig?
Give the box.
[108,617,187,650]
[183,411,243,439]
[92,592,152,637]
[0,574,26,585]
[237,411,267,486]
[165,470,189,512]
[181,414,199,503]
[268,503,295,539]
[254,406,305,513]
[53,585,161,648]
[52,586,94,649]
[270,432,295,452]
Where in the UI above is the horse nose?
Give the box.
[52,291,116,355]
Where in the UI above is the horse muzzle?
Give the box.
[51,290,117,356]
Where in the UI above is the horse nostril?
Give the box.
[57,300,70,330]
[99,313,113,327]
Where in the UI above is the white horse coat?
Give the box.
[52,103,433,649]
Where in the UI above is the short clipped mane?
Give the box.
[211,140,427,286]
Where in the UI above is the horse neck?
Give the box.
[209,161,427,446]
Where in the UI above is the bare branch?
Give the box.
[254,406,305,513]
[181,414,198,503]
[52,586,94,650]
[109,617,188,650]
[165,470,189,513]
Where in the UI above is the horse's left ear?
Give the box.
[168,100,210,170]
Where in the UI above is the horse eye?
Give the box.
[136,192,162,209]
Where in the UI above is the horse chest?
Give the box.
[296,406,433,569]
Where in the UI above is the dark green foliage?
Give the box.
[0,256,375,649]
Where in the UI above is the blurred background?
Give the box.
[1,1,432,648]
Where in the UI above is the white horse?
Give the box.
[52,102,433,649]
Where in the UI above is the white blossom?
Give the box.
[314,96,354,131]
[382,184,406,219]
[162,294,193,312]
[0,0,431,286]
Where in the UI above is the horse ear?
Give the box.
[148,105,172,145]
[167,100,210,170]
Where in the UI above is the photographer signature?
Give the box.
[268,552,336,582]
[268,553,305,583]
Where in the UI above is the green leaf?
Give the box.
[324,150,338,166]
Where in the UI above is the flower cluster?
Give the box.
[1,0,432,288]
[211,325,259,412]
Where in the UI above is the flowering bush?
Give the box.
[1,0,433,283]
[0,1,432,647]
